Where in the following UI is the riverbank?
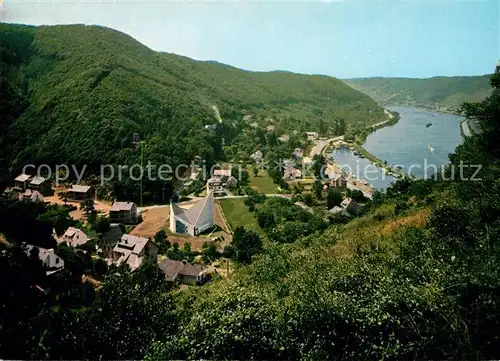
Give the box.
[353,109,401,143]
[326,139,410,181]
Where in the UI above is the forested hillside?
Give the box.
[345,75,492,112]
[0,23,385,201]
[1,67,500,360]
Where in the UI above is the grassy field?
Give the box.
[249,171,277,194]
[218,198,266,238]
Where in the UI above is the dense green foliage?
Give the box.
[345,75,492,112]
[0,23,385,201]
[1,23,500,360]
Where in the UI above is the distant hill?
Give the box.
[344,75,492,112]
[0,23,386,186]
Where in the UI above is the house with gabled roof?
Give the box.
[169,192,214,236]
[66,184,94,201]
[59,227,91,248]
[329,173,348,189]
[109,201,138,224]
[112,234,158,271]
[24,244,65,276]
[159,259,211,286]
[341,197,360,215]
[29,176,51,195]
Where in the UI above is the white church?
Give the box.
[169,191,214,236]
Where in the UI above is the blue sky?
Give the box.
[1,0,498,78]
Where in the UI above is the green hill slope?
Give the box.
[0,23,385,188]
[344,75,492,112]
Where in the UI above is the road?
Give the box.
[309,135,344,158]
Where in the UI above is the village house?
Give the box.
[66,185,94,201]
[2,187,21,201]
[329,173,348,189]
[266,125,275,132]
[341,197,360,215]
[243,115,252,122]
[206,170,237,195]
[170,192,214,236]
[249,122,259,129]
[251,150,263,163]
[328,206,349,217]
[112,234,159,271]
[109,201,138,224]
[293,148,304,159]
[14,173,32,190]
[24,244,65,276]
[59,227,91,248]
[20,189,44,203]
[159,259,211,286]
[29,176,51,195]
[278,134,290,142]
[283,164,302,181]
[306,132,319,141]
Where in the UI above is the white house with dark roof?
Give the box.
[24,244,65,276]
[169,192,214,236]
[109,201,138,224]
[59,227,91,248]
[112,234,158,271]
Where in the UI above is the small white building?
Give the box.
[293,148,304,159]
[306,132,319,141]
[278,134,290,142]
[251,150,263,163]
[169,192,214,236]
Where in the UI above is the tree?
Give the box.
[93,216,110,234]
[183,242,192,255]
[313,180,323,200]
[303,193,314,206]
[350,189,365,202]
[253,167,258,177]
[327,187,342,209]
[202,242,218,264]
[154,230,170,253]
[58,191,68,205]
[80,199,95,216]
[231,226,263,264]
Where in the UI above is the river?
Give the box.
[328,107,463,191]
[364,107,463,179]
